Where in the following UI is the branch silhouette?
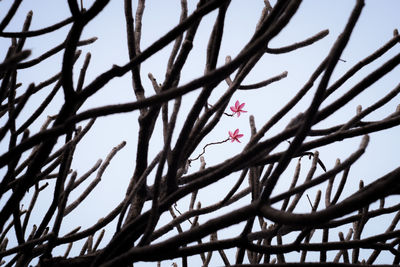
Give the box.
[1,0,400,266]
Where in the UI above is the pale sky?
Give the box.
[1,0,400,265]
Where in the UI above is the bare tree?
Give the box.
[1,0,400,266]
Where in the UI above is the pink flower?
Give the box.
[229,129,244,143]
[230,100,247,117]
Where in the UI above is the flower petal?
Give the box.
[238,103,245,110]
[230,106,236,112]
[233,128,239,136]
[235,100,240,108]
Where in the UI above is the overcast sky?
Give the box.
[1,0,400,265]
